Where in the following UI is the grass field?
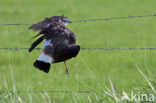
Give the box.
[0,0,156,102]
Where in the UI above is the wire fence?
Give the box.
[0,14,156,26]
[0,14,155,95]
[0,14,156,51]
[0,47,156,51]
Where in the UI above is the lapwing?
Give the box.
[28,15,80,75]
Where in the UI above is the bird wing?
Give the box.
[29,23,57,52]
[31,24,53,38]
[29,17,53,31]
[68,31,76,45]
[28,36,43,52]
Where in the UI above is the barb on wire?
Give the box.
[0,47,156,51]
[0,14,156,26]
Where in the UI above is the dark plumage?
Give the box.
[29,15,80,74]
[34,60,50,73]
[29,36,43,52]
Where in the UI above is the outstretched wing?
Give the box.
[28,27,59,52]
[29,17,52,31]
[29,22,56,52]
[31,24,53,38]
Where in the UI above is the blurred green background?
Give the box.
[0,0,156,102]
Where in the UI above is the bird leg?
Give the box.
[64,61,69,76]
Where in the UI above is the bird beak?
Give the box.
[67,21,72,23]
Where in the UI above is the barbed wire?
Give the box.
[0,47,156,51]
[0,90,91,94]
[0,23,32,26]
[0,14,156,26]
[0,14,156,51]
[0,89,148,94]
[71,14,156,23]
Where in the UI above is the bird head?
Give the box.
[50,15,71,26]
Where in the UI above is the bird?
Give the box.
[28,15,80,75]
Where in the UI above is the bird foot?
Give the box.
[64,61,70,77]
[65,68,70,77]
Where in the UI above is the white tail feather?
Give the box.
[37,40,53,64]
[37,52,53,64]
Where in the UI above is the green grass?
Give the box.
[0,0,156,102]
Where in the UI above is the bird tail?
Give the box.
[33,52,53,73]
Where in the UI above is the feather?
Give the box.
[33,60,51,73]
[37,52,53,64]
[31,24,54,38]
[32,33,42,39]
[29,36,43,52]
